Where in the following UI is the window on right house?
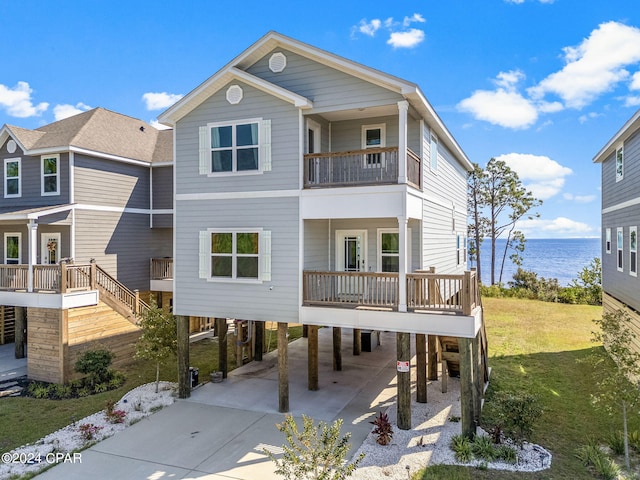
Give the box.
[606,228,611,254]
[616,146,624,182]
[630,226,637,277]
[617,227,624,271]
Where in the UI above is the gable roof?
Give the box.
[1,108,172,164]
[593,108,640,163]
[158,31,471,171]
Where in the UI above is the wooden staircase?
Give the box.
[0,306,16,344]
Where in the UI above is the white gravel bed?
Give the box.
[0,381,176,479]
[351,377,552,480]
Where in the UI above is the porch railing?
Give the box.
[151,258,173,280]
[302,270,479,315]
[304,147,421,189]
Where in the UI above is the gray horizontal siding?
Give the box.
[0,225,71,264]
[331,116,398,152]
[152,213,173,228]
[175,81,300,195]
[174,197,300,321]
[602,129,640,209]
[152,165,173,209]
[304,220,329,271]
[74,154,150,209]
[247,49,404,113]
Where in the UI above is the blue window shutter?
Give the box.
[199,126,209,175]
[261,230,272,281]
[261,119,272,172]
[199,230,210,279]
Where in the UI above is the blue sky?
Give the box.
[2,0,640,239]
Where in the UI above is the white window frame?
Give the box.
[4,232,21,264]
[630,226,637,277]
[205,118,263,176]
[204,228,266,283]
[616,145,624,182]
[617,227,624,272]
[362,123,386,168]
[605,228,611,254]
[4,157,21,198]
[41,154,60,196]
[376,228,411,273]
[430,134,438,172]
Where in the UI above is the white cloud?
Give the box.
[563,193,596,203]
[517,217,594,237]
[356,19,381,37]
[0,81,48,118]
[142,92,183,111]
[387,29,425,48]
[53,102,92,121]
[495,153,573,200]
[631,71,640,90]
[625,96,640,107]
[578,111,601,123]
[528,21,640,108]
[150,120,172,130]
[402,13,425,27]
[457,88,538,129]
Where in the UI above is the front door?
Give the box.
[335,230,367,300]
[41,233,61,264]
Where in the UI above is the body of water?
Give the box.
[473,238,601,286]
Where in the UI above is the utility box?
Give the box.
[189,367,199,388]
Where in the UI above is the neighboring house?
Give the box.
[0,108,174,382]
[159,32,486,430]
[594,108,640,339]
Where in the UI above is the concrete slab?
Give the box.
[0,342,26,381]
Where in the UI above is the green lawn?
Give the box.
[0,324,303,454]
[417,297,634,480]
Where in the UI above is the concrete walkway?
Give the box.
[36,328,402,479]
[0,342,26,382]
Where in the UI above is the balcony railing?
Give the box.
[302,270,479,315]
[303,147,421,189]
[151,258,173,280]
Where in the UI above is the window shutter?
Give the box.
[261,119,272,172]
[199,230,210,279]
[261,230,272,281]
[199,126,209,175]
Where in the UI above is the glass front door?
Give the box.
[41,233,61,265]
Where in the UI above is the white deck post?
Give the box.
[27,220,38,292]
[398,215,408,312]
[397,100,408,184]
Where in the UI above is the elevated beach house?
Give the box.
[159,32,486,431]
[0,108,173,383]
[594,108,640,345]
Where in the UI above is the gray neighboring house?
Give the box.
[160,31,487,428]
[594,108,640,344]
[0,107,173,382]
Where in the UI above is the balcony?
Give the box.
[303,147,421,189]
[150,258,173,292]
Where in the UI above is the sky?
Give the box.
[1,0,640,239]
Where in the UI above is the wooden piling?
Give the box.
[176,315,190,399]
[353,328,361,355]
[255,321,264,361]
[216,318,228,378]
[14,307,26,359]
[458,336,475,438]
[416,333,427,403]
[308,325,319,391]
[397,332,411,430]
[333,327,342,371]
[278,322,289,412]
[428,335,438,380]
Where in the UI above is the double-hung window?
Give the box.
[199,118,272,175]
[4,158,20,198]
[4,233,21,264]
[605,228,611,254]
[631,227,637,277]
[41,154,60,195]
[617,227,624,272]
[199,229,271,282]
[616,146,624,182]
[379,231,399,272]
[362,124,385,167]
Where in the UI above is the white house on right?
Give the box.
[594,108,640,333]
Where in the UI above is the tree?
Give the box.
[591,309,640,470]
[264,414,364,480]
[467,158,541,285]
[136,298,178,393]
[570,257,602,306]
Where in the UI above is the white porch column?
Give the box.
[398,215,408,312]
[27,220,38,292]
[397,100,409,185]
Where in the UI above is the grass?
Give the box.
[416,297,636,480]
[0,324,303,454]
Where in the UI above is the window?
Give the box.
[4,233,21,264]
[617,227,624,271]
[631,227,637,277]
[430,134,438,172]
[199,119,269,175]
[616,146,624,182]
[41,154,60,195]
[4,158,20,198]
[362,124,385,167]
[199,229,271,282]
[380,231,399,272]
[457,234,464,265]
[606,228,611,254]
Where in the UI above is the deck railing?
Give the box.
[302,270,479,315]
[303,147,421,189]
[151,258,173,280]
[0,265,28,291]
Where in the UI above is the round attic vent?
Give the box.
[226,85,243,105]
[6,140,16,154]
[269,52,287,73]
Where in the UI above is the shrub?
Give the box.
[74,348,115,387]
[496,445,517,464]
[471,435,497,462]
[370,411,394,446]
[628,430,640,453]
[450,435,473,463]
[492,391,542,445]
[576,441,620,480]
[104,400,127,424]
[78,423,103,441]
[607,431,625,455]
